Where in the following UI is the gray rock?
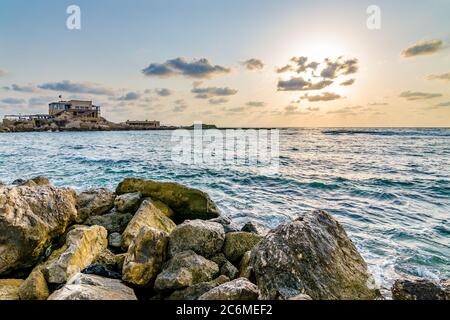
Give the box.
[108,232,123,249]
[392,277,447,300]
[154,251,219,292]
[169,220,225,258]
[223,232,262,264]
[238,251,253,280]
[221,261,239,280]
[166,275,230,300]
[76,188,115,223]
[241,221,270,236]
[198,278,259,300]
[48,273,137,300]
[210,253,228,268]
[114,192,142,213]
[84,209,133,234]
[251,210,382,300]
[288,294,313,300]
[210,215,240,233]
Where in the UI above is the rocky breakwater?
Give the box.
[0,177,447,300]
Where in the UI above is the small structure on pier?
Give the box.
[49,100,101,119]
[126,120,160,128]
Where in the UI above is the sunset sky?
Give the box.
[0,0,449,127]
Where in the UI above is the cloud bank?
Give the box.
[142,58,230,79]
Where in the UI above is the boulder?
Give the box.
[82,264,122,280]
[198,278,259,300]
[221,261,239,280]
[442,279,450,300]
[0,279,24,300]
[121,199,176,249]
[122,226,169,287]
[108,232,123,249]
[251,210,381,300]
[154,251,219,292]
[210,214,240,233]
[114,192,142,213]
[238,251,253,280]
[168,220,225,258]
[116,178,220,222]
[84,209,133,234]
[0,184,77,275]
[43,225,108,284]
[153,200,175,219]
[19,268,49,300]
[392,277,447,300]
[76,188,115,223]
[241,221,270,237]
[48,273,137,300]
[210,253,228,268]
[223,232,262,264]
[166,275,230,300]
[288,294,313,300]
[92,249,125,271]
[30,176,50,186]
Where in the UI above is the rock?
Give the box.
[153,200,175,219]
[30,176,50,186]
[18,269,49,300]
[154,251,219,292]
[392,277,447,300]
[0,279,24,300]
[82,264,122,279]
[251,210,381,300]
[43,225,108,284]
[122,226,169,287]
[168,220,225,258]
[116,178,220,222]
[241,221,270,237]
[108,232,123,249]
[0,184,77,275]
[288,294,313,300]
[11,178,26,185]
[442,279,450,300]
[238,251,253,280]
[210,253,228,268]
[76,188,115,223]
[198,278,259,300]
[93,249,124,269]
[114,192,142,213]
[221,261,239,280]
[223,232,262,264]
[210,215,240,233]
[48,273,137,300]
[121,199,176,249]
[166,275,230,300]
[84,209,133,234]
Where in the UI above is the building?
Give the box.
[126,120,160,128]
[49,100,101,119]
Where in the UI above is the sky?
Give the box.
[0,0,449,127]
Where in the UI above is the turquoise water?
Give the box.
[0,128,449,289]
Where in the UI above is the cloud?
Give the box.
[117,92,140,101]
[306,107,320,112]
[246,101,265,107]
[173,99,188,112]
[0,69,7,77]
[38,80,114,96]
[435,101,450,107]
[155,88,172,97]
[368,102,389,106]
[0,98,26,104]
[142,57,230,79]
[340,79,356,86]
[277,77,333,91]
[10,84,38,92]
[399,91,443,100]
[277,56,320,74]
[427,72,450,82]
[28,96,55,106]
[243,59,264,70]
[401,39,445,58]
[209,98,229,105]
[284,104,308,115]
[301,92,342,102]
[320,58,359,79]
[327,105,363,115]
[225,106,245,113]
[191,86,238,99]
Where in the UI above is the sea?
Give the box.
[0,128,449,292]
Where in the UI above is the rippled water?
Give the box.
[1,128,449,290]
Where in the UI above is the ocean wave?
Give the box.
[322,129,450,137]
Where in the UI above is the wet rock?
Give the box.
[392,277,447,300]
[43,225,108,284]
[76,188,115,223]
[122,226,169,287]
[0,279,24,300]
[108,232,122,249]
[19,268,49,300]
[221,261,239,280]
[84,209,133,234]
[168,220,225,258]
[121,199,176,249]
[11,178,26,185]
[114,192,142,213]
[251,210,382,300]
[166,275,230,300]
[223,232,262,264]
[30,176,50,186]
[116,178,220,222]
[210,215,240,233]
[0,184,77,275]
[198,278,259,300]
[154,251,219,292]
[241,221,270,237]
[48,273,137,300]
[82,264,122,280]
